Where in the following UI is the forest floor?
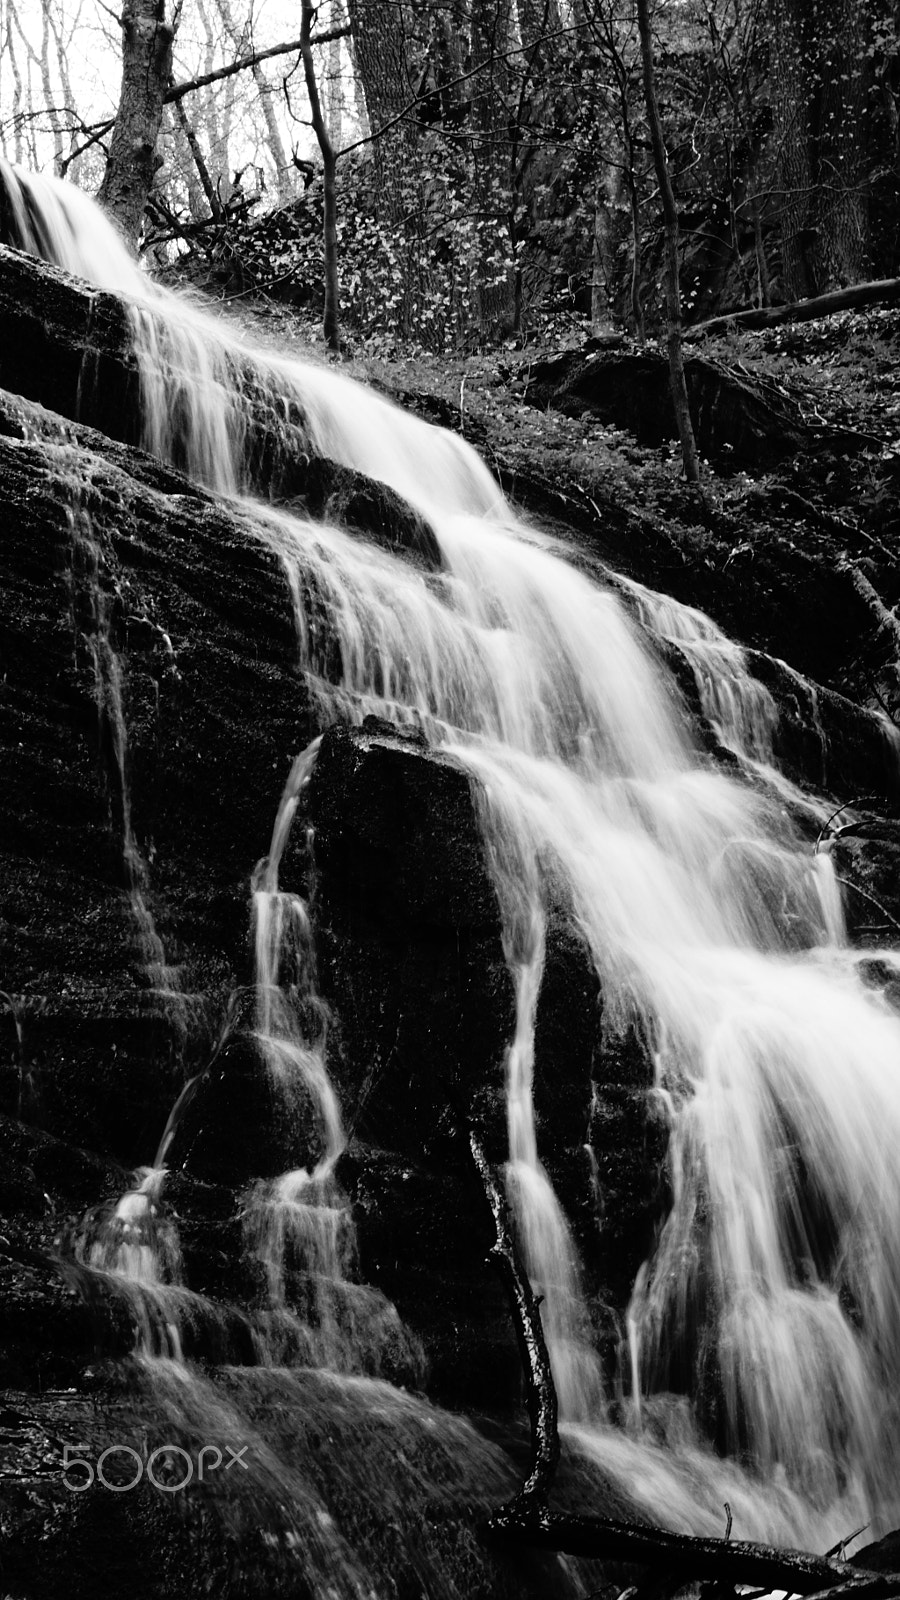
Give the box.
[223,295,900,717]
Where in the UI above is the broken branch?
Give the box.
[469,1131,559,1506]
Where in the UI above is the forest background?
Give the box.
[2,0,898,356]
[4,0,900,703]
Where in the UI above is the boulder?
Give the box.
[524,347,872,472]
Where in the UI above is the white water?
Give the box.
[7,158,900,1545]
[244,740,421,1378]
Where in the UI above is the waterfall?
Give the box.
[7,157,900,1548]
[244,740,422,1379]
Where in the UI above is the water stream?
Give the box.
[5,157,900,1554]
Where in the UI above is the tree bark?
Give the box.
[470,0,517,339]
[301,0,341,352]
[344,0,416,215]
[769,0,872,297]
[344,0,422,336]
[97,0,175,247]
[635,0,700,483]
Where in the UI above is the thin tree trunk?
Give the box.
[325,8,343,148]
[166,103,206,220]
[301,0,340,352]
[635,0,700,483]
[98,0,176,246]
[214,0,292,204]
[172,97,223,220]
[39,0,65,173]
[591,162,619,333]
[4,0,26,163]
[471,0,517,339]
[46,0,82,180]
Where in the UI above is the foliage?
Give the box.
[1,0,899,350]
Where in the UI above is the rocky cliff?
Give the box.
[2,243,899,1598]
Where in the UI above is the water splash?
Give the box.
[74,1166,187,1360]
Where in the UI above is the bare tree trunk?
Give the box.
[770,0,872,297]
[98,0,176,246]
[635,0,700,483]
[7,0,38,165]
[301,0,340,351]
[471,0,517,340]
[214,0,292,203]
[340,0,370,140]
[591,163,619,332]
[172,98,223,220]
[195,0,223,195]
[39,0,65,173]
[166,103,206,220]
[325,2,344,149]
[45,0,83,180]
[345,0,415,206]
[345,0,421,336]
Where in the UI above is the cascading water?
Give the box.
[244,741,422,1378]
[7,156,900,1551]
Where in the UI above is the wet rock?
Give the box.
[279,459,443,569]
[0,243,137,446]
[0,245,441,564]
[0,390,311,1160]
[0,1375,615,1600]
[308,721,514,1155]
[749,653,900,808]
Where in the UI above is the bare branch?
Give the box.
[165,26,350,106]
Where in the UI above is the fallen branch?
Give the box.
[471,1135,900,1596]
[469,1132,559,1505]
[487,1506,891,1594]
[839,559,900,655]
[686,278,900,340]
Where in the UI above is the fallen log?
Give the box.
[686,278,900,340]
[486,1505,893,1594]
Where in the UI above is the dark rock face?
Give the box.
[523,348,871,472]
[0,390,309,1161]
[310,722,514,1154]
[0,242,137,444]
[0,371,639,1414]
[6,243,900,1595]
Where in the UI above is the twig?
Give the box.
[833,875,900,940]
[813,797,878,855]
[827,1528,870,1562]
